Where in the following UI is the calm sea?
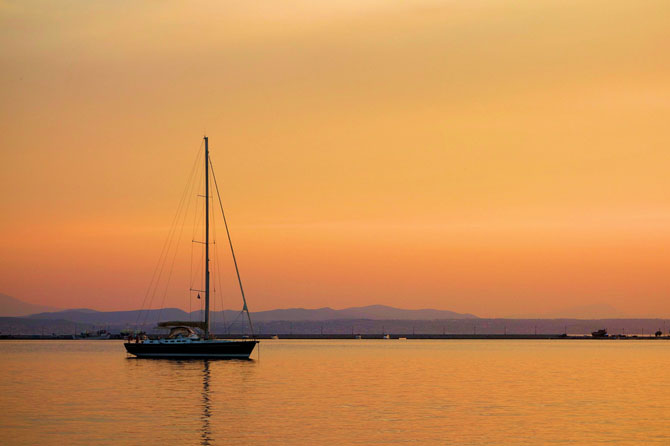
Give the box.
[1,339,668,445]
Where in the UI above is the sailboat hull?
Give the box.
[124,340,258,359]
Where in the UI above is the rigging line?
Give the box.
[189,157,205,289]
[210,185,218,333]
[191,259,204,309]
[136,140,204,328]
[143,162,195,327]
[209,175,216,334]
[214,212,229,334]
[209,156,255,337]
[229,310,244,334]
[217,253,229,334]
[135,186,183,328]
[155,149,202,325]
[144,139,202,323]
[141,195,182,327]
[188,185,197,314]
[195,166,206,323]
[210,189,228,334]
[155,191,193,324]
[148,142,202,319]
[143,141,203,326]
[188,151,206,321]
[135,230,170,329]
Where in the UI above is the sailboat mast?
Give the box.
[204,136,210,338]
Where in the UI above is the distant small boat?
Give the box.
[398,337,407,340]
[382,334,390,339]
[355,335,362,339]
[591,329,608,338]
[271,335,279,340]
[78,329,111,340]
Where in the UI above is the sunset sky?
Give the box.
[1,0,670,317]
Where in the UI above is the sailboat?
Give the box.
[125,136,258,359]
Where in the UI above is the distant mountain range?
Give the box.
[246,305,479,321]
[0,293,647,330]
[3,294,668,337]
[0,293,60,317]
[25,305,478,326]
[0,293,477,324]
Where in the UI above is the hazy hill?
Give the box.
[0,317,95,336]
[196,304,478,322]
[0,293,60,317]
[28,308,190,325]
[26,304,477,326]
[244,305,478,321]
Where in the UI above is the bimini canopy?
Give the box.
[157,321,206,330]
[164,326,198,339]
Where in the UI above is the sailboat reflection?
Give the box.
[201,361,212,446]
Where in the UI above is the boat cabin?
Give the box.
[140,325,201,344]
[167,326,200,339]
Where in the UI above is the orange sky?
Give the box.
[1,0,670,317]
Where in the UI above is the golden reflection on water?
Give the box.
[1,339,670,445]
[201,360,211,446]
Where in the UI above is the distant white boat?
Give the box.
[78,329,111,340]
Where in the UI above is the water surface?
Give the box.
[1,340,669,445]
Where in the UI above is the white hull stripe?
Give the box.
[131,353,250,358]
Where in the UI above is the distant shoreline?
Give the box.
[3,334,670,341]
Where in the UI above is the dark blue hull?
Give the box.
[124,340,258,359]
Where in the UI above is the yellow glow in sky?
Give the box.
[1,0,670,317]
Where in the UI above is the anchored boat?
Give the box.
[124,136,258,359]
